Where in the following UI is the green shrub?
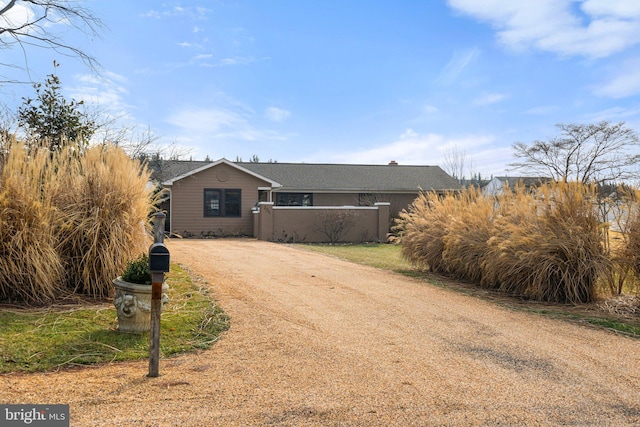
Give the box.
[121,255,152,285]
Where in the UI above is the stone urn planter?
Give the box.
[113,254,169,333]
[113,277,169,333]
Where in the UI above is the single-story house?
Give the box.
[158,158,461,239]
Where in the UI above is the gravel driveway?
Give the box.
[3,239,640,426]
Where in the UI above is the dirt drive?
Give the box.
[3,239,640,426]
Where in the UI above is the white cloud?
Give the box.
[164,105,289,157]
[448,0,640,58]
[594,58,640,98]
[70,71,131,113]
[167,108,246,134]
[320,129,509,175]
[264,107,291,122]
[0,2,33,30]
[193,53,213,60]
[583,106,640,122]
[220,56,255,66]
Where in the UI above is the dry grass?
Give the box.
[0,142,156,305]
[0,145,65,304]
[485,182,609,303]
[396,182,614,304]
[394,191,454,273]
[51,145,154,298]
[619,189,640,289]
[441,186,494,283]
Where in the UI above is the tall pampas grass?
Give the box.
[0,144,65,304]
[394,191,457,274]
[623,189,640,291]
[441,186,495,282]
[398,182,611,304]
[51,145,154,298]
[0,140,156,305]
[483,182,609,303]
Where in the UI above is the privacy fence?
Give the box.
[252,202,390,243]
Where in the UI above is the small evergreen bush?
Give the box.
[121,255,152,285]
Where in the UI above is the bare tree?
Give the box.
[314,210,359,244]
[442,145,466,182]
[510,121,640,185]
[0,0,103,82]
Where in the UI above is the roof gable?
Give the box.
[162,158,281,187]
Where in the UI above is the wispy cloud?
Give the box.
[0,2,33,28]
[70,71,131,114]
[524,105,559,115]
[448,0,640,58]
[436,48,481,85]
[473,92,509,106]
[142,5,211,20]
[594,57,640,98]
[264,107,291,122]
[165,105,289,157]
[319,128,507,175]
[423,104,439,114]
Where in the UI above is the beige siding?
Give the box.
[169,163,270,237]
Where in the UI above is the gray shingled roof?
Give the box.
[238,162,461,192]
[157,159,461,192]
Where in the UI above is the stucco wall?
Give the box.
[299,192,417,218]
[253,203,390,243]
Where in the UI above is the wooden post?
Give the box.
[148,212,166,378]
[148,272,163,377]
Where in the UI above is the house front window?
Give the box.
[204,189,241,217]
[275,193,313,206]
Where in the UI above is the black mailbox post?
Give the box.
[149,243,170,273]
[148,212,169,378]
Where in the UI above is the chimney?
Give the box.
[388,160,398,166]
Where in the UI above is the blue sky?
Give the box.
[2,0,640,178]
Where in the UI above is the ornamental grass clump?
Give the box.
[398,182,611,304]
[441,186,495,283]
[51,145,153,299]
[0,145,65,304]
[394,190,458,274]
[0,141,156,305]
[483,182,610,303]
[623,190,640,290]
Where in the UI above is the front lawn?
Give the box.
[0,264,229,373]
